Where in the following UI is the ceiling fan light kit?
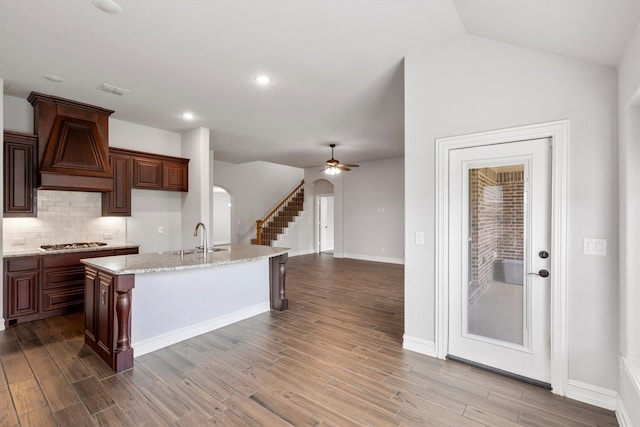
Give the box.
[320,143,359,175]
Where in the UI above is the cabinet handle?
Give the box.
[101,290,106,305]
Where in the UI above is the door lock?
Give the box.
[538,250,549,259]
[528,269,550,278]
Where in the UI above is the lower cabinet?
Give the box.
[3,247,139,327]
[3,257,40,324]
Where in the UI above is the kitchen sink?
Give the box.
[167,247,228,255]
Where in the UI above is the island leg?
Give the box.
[270,253,288,312]
[113,274,135,372]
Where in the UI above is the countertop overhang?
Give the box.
[80,244,289,275]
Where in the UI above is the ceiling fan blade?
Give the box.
[336,165,351,171]
[341,163,359,168]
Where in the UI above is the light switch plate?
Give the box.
[415,231,424,245]
[583,238,606,256]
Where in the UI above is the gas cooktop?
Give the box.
[40,242,108,251]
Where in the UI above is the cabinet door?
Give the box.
[132,157,162,189]
[4,131,37,217]
[102,154,131,216]
[163,160,188,191]
[85,268,115,366]
[7,271,39,318]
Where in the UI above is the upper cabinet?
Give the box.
[102,148,189,216]
[28,92,114,192]
[131,152,188,192]
[102,151,132,216]
[4,131,37,217]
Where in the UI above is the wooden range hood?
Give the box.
[28,92,113,192]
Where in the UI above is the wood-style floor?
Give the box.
[0,253,618,426]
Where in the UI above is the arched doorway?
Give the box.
[314,179,334,254]
[212,185,232,245]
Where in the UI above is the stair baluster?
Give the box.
[255,180,305,246]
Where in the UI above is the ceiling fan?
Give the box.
[319,143,359,175]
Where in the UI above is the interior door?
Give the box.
[448,138,551,385]
[318,196,334,252]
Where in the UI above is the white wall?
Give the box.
[296,159,405,263]
[405,35,619,392]
[3,95,32,134]
[343,157,404,264]
[109,119,183,253]
[617,19,640,426]
[214,160,304,244]
[180,127,212,250]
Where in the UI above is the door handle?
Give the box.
[528,269,550,278]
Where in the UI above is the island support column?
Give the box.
[84,267,135,372]
[269,253,288,312]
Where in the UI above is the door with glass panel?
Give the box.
[448,138,551,385]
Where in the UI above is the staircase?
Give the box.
[253,180,305,246]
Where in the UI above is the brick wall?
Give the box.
[468,167,524,304]
[3,190,126,251]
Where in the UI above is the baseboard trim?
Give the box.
[617,396,632,427]
[402,334,437,357]
[566,379,618,410]
[617,356,640,426]
[343,253,405,265]
[285,249,315,257]
[133,302,270,357]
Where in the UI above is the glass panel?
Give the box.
[466,165,525,345]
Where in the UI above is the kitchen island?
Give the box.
[81,244,288,372]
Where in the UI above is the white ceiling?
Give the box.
[0,0,637,168]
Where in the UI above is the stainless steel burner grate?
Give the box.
[40,242,108,251]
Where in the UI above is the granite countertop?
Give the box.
[3,243,140,259]
[80,244,289,275]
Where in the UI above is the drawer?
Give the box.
[43,266,85,290]
[115,248,139,256]
[5,256,40,272]
[43,287,84,312]
[42,250,115,268]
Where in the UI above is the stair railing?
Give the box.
[256,179,305,245]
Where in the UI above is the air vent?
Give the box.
[98,83,130,96]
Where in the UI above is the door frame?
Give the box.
[315,193,335,253]
[435,120,569,395]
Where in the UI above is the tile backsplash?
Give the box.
[3,190,126,251]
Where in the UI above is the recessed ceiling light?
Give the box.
[181,112,195,120]
[43,74,65,83]
[255,75,271,86]
[92,0,123,14]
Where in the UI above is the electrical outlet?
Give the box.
[103,232,114,240]
[12,236,26,246]
[583,238,606,256]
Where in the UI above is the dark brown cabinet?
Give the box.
[102,152,132,216]
[3,246,139,327]
[163,159,189,191]
[4,257,40,323]
[3,131,37,217]
[101,148,189,216]
[132,153,188,192]
[132,156,163,189]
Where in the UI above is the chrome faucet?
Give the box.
[193,222,208,253]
